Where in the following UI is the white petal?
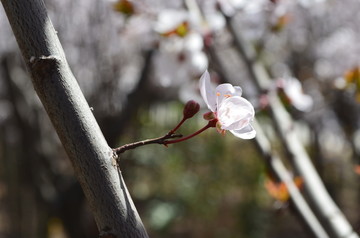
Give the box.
[216,83,235,94]
[292,94,313,112]
[187,51,208,75]
[218,96,255,130]
[233,86,243,97]
[216,83,234,105]
[199,70,217,111]
[154,10,188,34]
[283,77,313,112]
[230,124,256,139]
[184,33,204,52]
[205,12,226,31]
[215,84,243,105]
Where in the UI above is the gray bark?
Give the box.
[0,0,148,237]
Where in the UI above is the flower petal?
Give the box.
[199,70,217,111]
[154,10,188,34]
[217,96,255,130]
[230,124,256,139]
[216,83,233,106]
[216,84,242,97]
[281,77,313,112]
[233,86,243,97]
[215,83,243,106]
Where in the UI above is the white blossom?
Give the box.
[200,71,256,139]
[277,77,313,112]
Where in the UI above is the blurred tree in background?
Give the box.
[1,0,360,237]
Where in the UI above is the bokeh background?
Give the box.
[0,0,360,237]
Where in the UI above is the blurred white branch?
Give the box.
[225,13,359,238]
[254,119,329,238]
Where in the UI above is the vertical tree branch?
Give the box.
[253,119,330,238]
[0,0,148,237]
[225,14,358,238]
[208,43,329,237]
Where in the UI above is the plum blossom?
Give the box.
[277,77,313,112]
[199,71,256,139]
[154,9,189,36]
[152,9,208,88]
[217,0,268,16]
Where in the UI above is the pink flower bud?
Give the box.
[183,100,200,119]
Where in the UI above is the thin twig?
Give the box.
[113,133,182,155]
[166,117,187,136]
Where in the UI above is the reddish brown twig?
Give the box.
[113,133,183,155]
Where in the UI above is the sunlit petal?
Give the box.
[233,86,243,97]
[280,77,313,112]
[230,124,256,139]
[199,70,217,111]
[217,96,254,130]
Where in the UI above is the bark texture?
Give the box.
[1,0,148,237]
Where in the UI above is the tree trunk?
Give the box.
[0,0,148,237]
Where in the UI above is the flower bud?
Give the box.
[183,100,200,119]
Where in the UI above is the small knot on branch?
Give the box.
[29,55,61,67]
[28,55,62,82]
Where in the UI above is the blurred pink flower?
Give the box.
[199,71,256,139]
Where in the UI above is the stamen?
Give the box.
[216,92,221,96]
[224,94,231,98]
[216,122,226,136]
